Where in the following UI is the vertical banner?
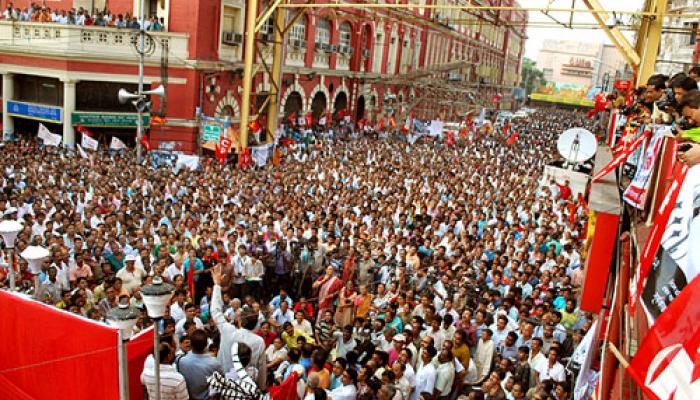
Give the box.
[607,110,619,148]
[623,127,666,209]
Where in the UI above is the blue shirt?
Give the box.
[183,257,205,281]
[176,352,223,400]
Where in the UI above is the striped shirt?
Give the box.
[141,364,189,400]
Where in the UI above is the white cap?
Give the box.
[125,254,137,262]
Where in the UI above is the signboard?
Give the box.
[202,125,222,142]
[6,100,62,123]
[71,112,149,128]
[540,164,590,199]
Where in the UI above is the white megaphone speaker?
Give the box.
[143,85,165,98]
[20,245,50,275]
[118,88,141,104]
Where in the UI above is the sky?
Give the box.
[523,0,645,60]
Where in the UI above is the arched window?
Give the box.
[290,19,306,42]
[315,17,331,45]
[339,22,352,47]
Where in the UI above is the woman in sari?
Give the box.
[353,284,373,319]
[335,280,357,327]
[313,265,343,321]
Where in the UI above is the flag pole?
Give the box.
[607,342,661,400]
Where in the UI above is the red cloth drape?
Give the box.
[0,291,120,400]
[126,327,156,400]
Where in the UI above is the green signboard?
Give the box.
[202,124,222,142]
[71,112,150,128]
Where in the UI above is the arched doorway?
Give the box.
[356,95,365,121]
[311,92,327,119]
[333,92,348,118]
[284,91,303,120]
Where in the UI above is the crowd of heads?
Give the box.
[1,106,597,399]
[1,2,165,30]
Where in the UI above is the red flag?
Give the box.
[626,274,700,400]
[238,147,252,169]
[459,127,467,138]
[140,133,152,151]
[377,118,385,131]
[75,124,94,138]
[186,259,195,299]
[630,165,689,314]
[270,371,299,400]
[446,130,455,146]
[390,116,397,129]
[506,130,519,145]
[592,128,651,182]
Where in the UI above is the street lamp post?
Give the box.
[106,299,140,400]
[0,219,23,291]
[20,245,50,298]
[140,276,175,400]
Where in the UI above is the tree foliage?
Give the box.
[520,58,546,95]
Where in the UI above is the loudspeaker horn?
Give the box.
[143,85,165,97]
[118,88,141,104]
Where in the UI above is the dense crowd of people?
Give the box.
[1,2,165,30]
[0,108,597,400]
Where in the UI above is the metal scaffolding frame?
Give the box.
[238,0,674,147]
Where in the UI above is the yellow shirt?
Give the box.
[281,328,315,349]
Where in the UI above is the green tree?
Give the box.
[520,58,546,95]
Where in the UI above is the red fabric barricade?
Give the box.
[0,290,120,400]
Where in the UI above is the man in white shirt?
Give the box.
[115,255,146,294]
[411,346,437,400]
[141,342,189,400]
[231,245,250,298]
[433,350,455,399]
[270,300,294,330]
[291,311,313,336]
[535,348,566,383]
[330,368,358,400]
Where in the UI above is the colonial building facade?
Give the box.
[0,0,526,153]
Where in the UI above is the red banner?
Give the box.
[0,291,120,400]
[630,165,689,314]
[627,275,700,400]
[127,327,155,400]
[592,129,651,182]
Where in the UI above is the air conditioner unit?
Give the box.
[222,31,236,45]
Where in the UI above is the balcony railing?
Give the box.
[0,21,190,64]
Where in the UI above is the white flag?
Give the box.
[38,124,62,147]
[110,136,126,150]
[76,144,89,159]
[81,132,98,151]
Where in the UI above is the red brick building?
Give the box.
[0,0,526,153]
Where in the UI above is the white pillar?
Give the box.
[62,79,77,148]
[2,73,13,140]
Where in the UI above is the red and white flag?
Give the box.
[592,128,651,183]
[140,134,152,151]
[626,274,700,400]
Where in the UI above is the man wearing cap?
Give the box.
[116,254,146,294]
[388,333,405,366]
